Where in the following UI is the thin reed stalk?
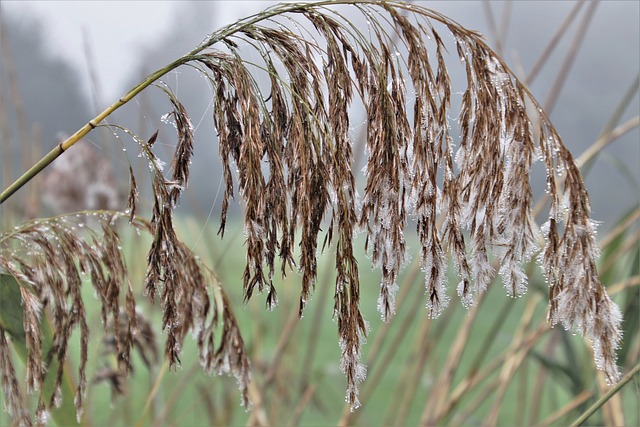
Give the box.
[388,300,457,426]
[424,296,486,423]
[543,1,598,114]
[528,333,559,426]
[448,377,501,426]
[390,310,433,427]
[570,362,640,427]
[525,0,585,85]
[539,390,593,427]
[483,295,541,426]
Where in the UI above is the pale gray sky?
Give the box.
[1,1,267,100]
[3,1,172,99]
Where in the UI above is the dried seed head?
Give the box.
[198,1,622,406]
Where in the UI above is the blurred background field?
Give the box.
[0,1,638,426]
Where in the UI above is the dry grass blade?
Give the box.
[543,1,598,114]
[538,390,593,427]
[423,295,486,424]
[483,295,540,426]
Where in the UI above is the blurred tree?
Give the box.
[1,11,92,218]
[0,11,91,151]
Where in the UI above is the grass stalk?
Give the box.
[246,380,270,427]
[362,263,422,372]
[578,116,640,171]
[516,357,529,426]
[448,377,501,426]
[296,260,332,395]
[538,390,592,427]
[390,312,433,427]
[608,275,640,296]
[365,267,422,378]
[468,297,516,376]
[600,229,640,276]
[525,0,585,85]
[383,303,447,426]
[423,297,486,424]
[481,1,500,54]
[596,369,625,426]
[288,384,316,426]
[543,0,598,114]
[156,362,202,425]
[134,359,169,427]
[581,73,640,172]
[600,207,640,249]
[483,295,541,426]
[570,362,640,427]
[263,303,300,388]
[527,333,558,425]
[337,260,422,425]
[0,54,188,205]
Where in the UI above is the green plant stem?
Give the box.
[0,54,185,205]
[570,362,640,427]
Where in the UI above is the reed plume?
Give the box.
[0,1,622,422]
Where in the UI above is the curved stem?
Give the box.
[0,55,189,205]
[0,0,347,205]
